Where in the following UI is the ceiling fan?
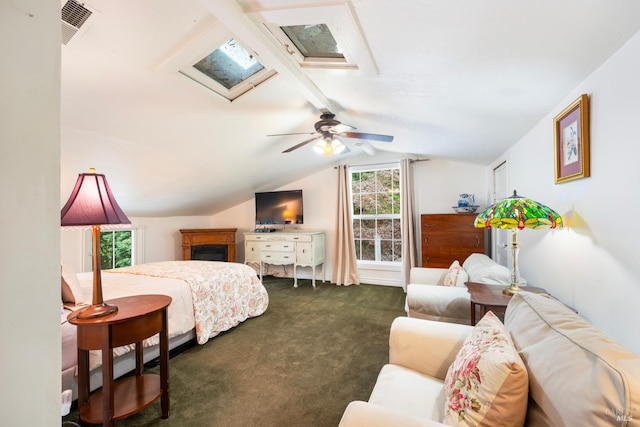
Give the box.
[268,112,394,156]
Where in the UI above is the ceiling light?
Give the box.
[313,135,346,156]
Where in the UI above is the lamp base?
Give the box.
[75,303,118,319]
[502,284,522,296]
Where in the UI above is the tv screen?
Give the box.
[255,190,303,225]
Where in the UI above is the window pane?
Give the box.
[377,218,393,239]
[361,219,376,239]
[352,193,362,215]
[393,218,401,240]
[360,240,376,261]
[380,239,396,262]
[193,39,264,89]
[393,241,402,262]
[113,231,132,268]
[377,193,394,215]
[99,232,113,269]
[280,24,344,59]
[361,193,377,215]
[352,218,361,239]
[376,169,392,189]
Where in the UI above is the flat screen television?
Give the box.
[255,190,303,225]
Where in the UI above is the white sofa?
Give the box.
[340,291,640,426]
[405,253,515,325]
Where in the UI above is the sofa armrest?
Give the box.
[409,267,448,285]
[389,317,472,380]
[339,401,449,427]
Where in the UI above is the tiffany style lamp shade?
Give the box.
[474,190,563,295]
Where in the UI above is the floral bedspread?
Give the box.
[110,261,269,344]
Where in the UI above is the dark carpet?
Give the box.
[63,277,406,426]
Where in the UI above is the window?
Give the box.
[83,227,144,272]
[280,24,345,60]
[255,4,377,74]
[99,230,134,269]
[351,165,401,263]
[180,38,276,101]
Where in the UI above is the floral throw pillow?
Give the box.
[443,260,461,286]
[443,311,529,426]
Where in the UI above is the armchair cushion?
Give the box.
[462,253,511,285]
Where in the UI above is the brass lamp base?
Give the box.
[502,284,522,296]
[75,303,118,319]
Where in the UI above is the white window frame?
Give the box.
[83,226,145,272]
[350,162,402,265]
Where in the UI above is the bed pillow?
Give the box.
[443,260,462,286]
[443,311,529,426]
[61,264,88,305]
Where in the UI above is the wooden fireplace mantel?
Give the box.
[179,228,237,262]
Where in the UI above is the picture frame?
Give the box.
[554,94,590,184]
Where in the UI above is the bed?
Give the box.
[61,260,269,399]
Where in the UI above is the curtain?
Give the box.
[401,158,418,291]
[332,164,359,286]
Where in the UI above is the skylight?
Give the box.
[193,39,265,89]
[253,4,376,74]
[179,37,276,102]
[280,24,344,60]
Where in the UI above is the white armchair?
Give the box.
[405,253,513,324]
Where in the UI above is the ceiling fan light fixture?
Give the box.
[312,138,346,156]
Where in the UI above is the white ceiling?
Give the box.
[60,0,640,216]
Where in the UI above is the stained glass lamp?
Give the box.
[474,190,562,295]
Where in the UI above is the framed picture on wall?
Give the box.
[554,94,590,184]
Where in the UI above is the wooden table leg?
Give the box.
[160,308,170,418]
[77,348,90,427]
[101,325,115,427]
[470,303,476,326]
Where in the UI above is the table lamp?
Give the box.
[61,169,131,318]
[474,190,562,296]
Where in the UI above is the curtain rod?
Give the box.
[333,158,430,169]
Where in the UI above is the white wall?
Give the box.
[211,167,339,281]
[502,30,640,354]
[415,159,489,214]
[0,1,61,425]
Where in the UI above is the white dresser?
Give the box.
[244,231,326,288]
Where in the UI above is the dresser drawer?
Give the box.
[260,242,294,252]
[261,252,295,263]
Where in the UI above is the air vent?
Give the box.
[61,0,93,45]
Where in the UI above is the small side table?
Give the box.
[68,294,171,426]
[465,282,547,325]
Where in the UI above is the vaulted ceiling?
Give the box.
[60,0,640,216]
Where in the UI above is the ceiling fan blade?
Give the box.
[268,132,317,137]
[282,135,321,153]
[340,132,394,143]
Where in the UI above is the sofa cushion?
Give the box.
[505,292,640,427]
[443,311,529,426]
[368,364,446,422]
[444,260,462,286]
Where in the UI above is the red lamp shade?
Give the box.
[61,172,130,227]
[61,170,130,319]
